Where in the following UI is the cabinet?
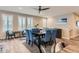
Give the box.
[56,29,62,38]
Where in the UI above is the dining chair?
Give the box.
[32,28,40,33]
[26,30,37,46]
[26,30,30,44]
[6,31,15,39]
[51,29,57,42]
[32,28,40,38]
[22,30,26,37]
[41,30,51,47]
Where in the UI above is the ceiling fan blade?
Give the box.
[41,8,50,10]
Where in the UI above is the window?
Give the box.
[27,17,33,28]
[2,14,13,32]
[18,16,26,31]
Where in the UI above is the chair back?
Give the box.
[29,30,33,41]
[32,28,40,33]
[44,30,51,42]
[26,30,30,41]
[6,31,13,35]
[51,29,57,41]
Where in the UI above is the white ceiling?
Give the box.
[0,6,79,17]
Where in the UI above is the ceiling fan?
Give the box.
[38,6,50,13]
[33,6,50,13]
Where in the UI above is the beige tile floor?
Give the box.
[0,38,31,53]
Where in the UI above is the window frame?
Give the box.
[2,14,13,32]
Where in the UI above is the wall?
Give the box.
[33,16,43,28]
[1,10,78,40]
[68,14,77,38]
[0,10,43,39]
[47,17,54,28]
[47,13,76,40]
[72,14,79,38]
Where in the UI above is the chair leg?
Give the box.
[28,40,33,46]
[30,41,33,47]
[31,42,33,46]
[26,40,28,43]
[45,42,47,48]
[28,40,30,45]
[48,41,50,45]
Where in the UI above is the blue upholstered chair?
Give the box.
[32,28,40,38]
[26,30,30,44]
[50,29,57,42]
[26,29,37,46]
[32,28,40,33]
[40,29,57,47]
[41,30,51,47]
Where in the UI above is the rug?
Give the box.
[23,42,53,53]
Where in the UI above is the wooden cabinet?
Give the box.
[56,29,62,38]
